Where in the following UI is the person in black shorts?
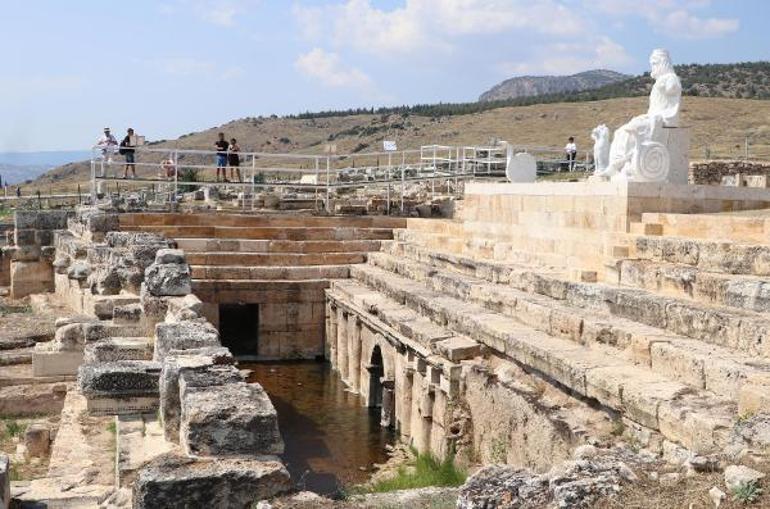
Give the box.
[214,133,229,182]
[228,138,242,183]
[120,128,136,178]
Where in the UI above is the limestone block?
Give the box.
[180,382,284,457]
[14,229,36,246]
[144,263,191,297]
[113,303,143,325]
[78,361,162,415]
[10,260,54,299]
[84,338,153,364]
[132,453,291,509]
[154,320,220,361]
[32,349,84,377]
[0,454,7,509]
[738,373,770,415]
[433,337,481,361]
[24,423,50,458]
[724,465,765,492]
[160,358,240,443]
[154,249,186,265]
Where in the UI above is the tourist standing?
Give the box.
[214,133,229,182]
[96,127,118,168]
[564,136,578,171]
[228,138,242,183]
[120,128,137,179]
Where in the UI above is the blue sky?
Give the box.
[1,0,767,152]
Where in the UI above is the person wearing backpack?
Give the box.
[120,128,137,179]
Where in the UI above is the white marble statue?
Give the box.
[591,124,610,174]
[595,48,682,182]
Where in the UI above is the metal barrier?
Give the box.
[90,143,592,213]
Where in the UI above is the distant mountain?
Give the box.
[0,150,91,167]
[0,151,91,186]
[479,70,631,102]
[0,164,53,186]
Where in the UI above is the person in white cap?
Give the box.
[96,127,118,172]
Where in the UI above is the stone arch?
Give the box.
[367,345,385,409]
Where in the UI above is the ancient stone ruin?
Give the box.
[2,152,770,508]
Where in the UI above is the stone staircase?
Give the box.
[119,212,405,359]
[329,214,770,455]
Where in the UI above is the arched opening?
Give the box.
[367,345,384,408]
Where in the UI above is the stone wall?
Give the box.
[3,210,74,298]
[689,159,770,185]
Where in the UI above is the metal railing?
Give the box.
[90,143,592,213]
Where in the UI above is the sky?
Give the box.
[0,0,768,152]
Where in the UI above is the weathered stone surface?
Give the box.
[160,356,240,443]
[724,464,765,492]
[154,320,220,361]
[0,454,9,509]
[53,323,85,351]
[83,338,153,364]
[144,263,192,297]
[155,248,186,265]
[113,303,143,324]
[457,453,636,509]
[78,361,161,397]
[66,261,90,281]
[180,382,284,457]
[133,453,290,509]
[24,423,50,458]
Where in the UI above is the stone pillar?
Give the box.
[348,317,362,393]
[326,302,337,364]
[381,380,395,428]
[400,363,414,438]
[336,309,349,382]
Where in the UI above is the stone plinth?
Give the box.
[133,453,290,509]
[179,382,283,457]
[78,361,162,415]
[454,180,770,280]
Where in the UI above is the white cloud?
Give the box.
[161,0,259,27]
[590,0,739,38]
[293,0,590,55]
[140,58,245,82]
[661,9,739,38]
[498,36,633,76]
[295,48,372,89]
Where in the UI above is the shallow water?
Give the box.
[242,361,394,496]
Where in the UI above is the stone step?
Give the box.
[120,212,406,229]
[619,259,770,312]
[122,225,396,241]
[84,337,154,364]
[640,212,770,243]
[632,234,770,276]
[336,271,736,454]
[186,251,367,267]
[192,279,332,304]
[386,240,770,360]
[630,222,664,236]
[176,238,382,254]
[393,229,580,269]
[190,264,350,281]
[366,251,770,401]
[83,321,146,341]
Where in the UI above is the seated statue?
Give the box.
[594,49,682,182]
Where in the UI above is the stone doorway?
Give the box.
[367,346,384,408]
[219,303,259,358]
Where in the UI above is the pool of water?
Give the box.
[242,361,395,496]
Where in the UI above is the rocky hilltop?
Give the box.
[479,70,630,102]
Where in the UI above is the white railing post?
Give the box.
[315,157,320,212]
[90,153,96,202]
[173,150,179,203]
[251,154,256,210]
[386,152,391,215]
[326,156,331,214]
[400,151,405,213]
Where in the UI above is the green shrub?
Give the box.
[5,420,23,438]
[733,480,763,504]
[361,453,466,494]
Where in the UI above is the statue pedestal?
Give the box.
[659,126,690,184]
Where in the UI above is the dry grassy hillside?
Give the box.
[26,96,770,193]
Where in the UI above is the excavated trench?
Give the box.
[242,360,395,497]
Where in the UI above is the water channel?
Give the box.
[243,361,395,496]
